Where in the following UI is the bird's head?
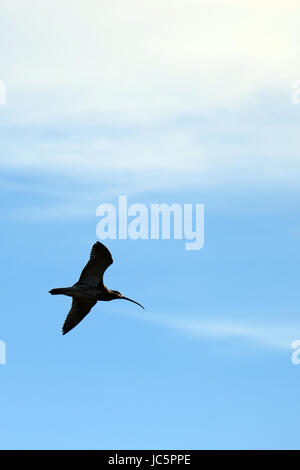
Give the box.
[110,290,144,309]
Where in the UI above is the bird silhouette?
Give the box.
[49,241,144,335]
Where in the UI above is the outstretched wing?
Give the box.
[62,298,97,335]
[77,241,113,286]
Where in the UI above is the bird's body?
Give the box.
[50,285,113,301]
[49,241,144,335]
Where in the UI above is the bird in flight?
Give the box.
[49,241,144,335]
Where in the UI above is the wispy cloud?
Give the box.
[1,101,299,185]
[112,311,300,351]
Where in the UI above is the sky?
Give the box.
[0,0,300,450]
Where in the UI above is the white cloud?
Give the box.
[0,0,299,190]
[1,0,299,117]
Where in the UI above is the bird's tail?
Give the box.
[49,288,69,295]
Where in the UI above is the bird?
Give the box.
[49,241,144,335]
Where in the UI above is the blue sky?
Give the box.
[1,0,300,450]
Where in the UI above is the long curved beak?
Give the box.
[122,296,145,309]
